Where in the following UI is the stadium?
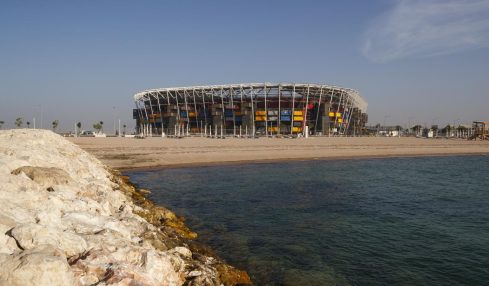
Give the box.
[133,83,368,137]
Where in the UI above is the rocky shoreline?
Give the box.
[0,129,251,286]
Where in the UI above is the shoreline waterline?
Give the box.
[118,152,489,171]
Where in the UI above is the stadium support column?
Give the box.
[341,92,353,134]
[220,87,225,136]
[338,94,350,135]
[192,89,199,134]
[278,84,282,135]
[349,108,359,136]
[142,97,150,137]
[210,87,215,134]
[304,85,310,137]
[314,86,323,135]
[264,83,268,137]
[156,92,165,137]
[291,84,296,136]
[201,88,208,128]
[148,93,157,136]
[250,87,256,136]
[344,97,355,135]
[135,101,143,135]
[334,91,344,136]
[324,89,335,136]
[183,89,190,136]
[166,91,175,136]
[175,91,181,136]
[230,87,236,137]
[239,85,244,137]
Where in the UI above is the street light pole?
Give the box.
[113,106,116,136]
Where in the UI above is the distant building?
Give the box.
[133,83,368,137]
[471,122,489,140]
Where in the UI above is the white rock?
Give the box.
[61,212,107,234]
[0,245,75,286]
[0,215,20,254]
[173,246,193,258]
[188,270,203,277]
[141,250,185,285]
[11,166,73,187]
[0,130,222,286]
[11,223,87,257]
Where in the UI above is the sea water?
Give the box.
[126,155,489,285]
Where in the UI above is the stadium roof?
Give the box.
[134,83,367,111]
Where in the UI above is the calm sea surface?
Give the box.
[126,155,489,285]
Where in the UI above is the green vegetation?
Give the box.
[15,118,23,128]
[93,122,102,133]
[412,125,423,134]
[52,120,59,132]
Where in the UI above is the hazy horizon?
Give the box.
[1,0,488,132]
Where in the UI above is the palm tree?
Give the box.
[457,125,467,138]
[412,125,422,136]
[395,125,402,136]
[442,124,451,137]
[26,121,30,128]
[76,122,82,135]
[99,121,104,133]
[93,122,102,133]
[123,124,127,135]
[15,117,23,128]
[431,125,439,137]
[0,121,4,129]
[52,120,59,132]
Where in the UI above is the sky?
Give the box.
[1,0,489,132]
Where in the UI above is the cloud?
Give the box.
[362,0,489,62]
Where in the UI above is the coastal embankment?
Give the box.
[69,136,489,169]
[0,129,250,286]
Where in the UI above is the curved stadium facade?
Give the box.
[133,83,368,136]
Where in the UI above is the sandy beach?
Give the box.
[68,136,489,170]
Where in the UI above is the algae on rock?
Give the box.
[0,129,251,286]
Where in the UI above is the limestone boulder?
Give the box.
[0,246,75,286]
[11,166,73,187]
[0,214,20,254]
[11,223,87,257]
[61,212,107,234]
[0,130,251,286]
[141,250,186,285]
